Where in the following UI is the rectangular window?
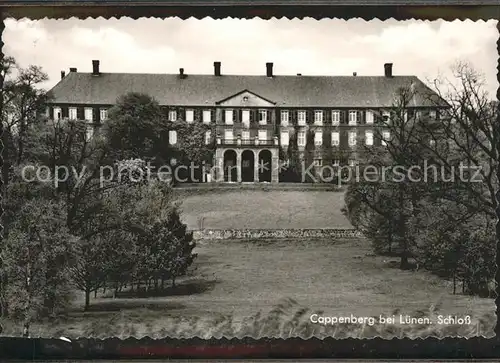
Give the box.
[332,159,340,166]
[348,131,357,146]
[382,130,390,146]
[205,130,211,145]
[280,130,289,146]
[186,109,194,123]
[259,110,267,125]
[84,108,93,122]
[86,126,94,141]
[242,130,250,141]
[168,130,177,145]
[242,110,250,128]
[53,107,61,120]
[69,107,77,120]
[348,111,357,125]
[366,111,374,124]
[203,110,211,124]
[297,131,306,146]
[429,109,437,119]
[314,159,322,167]
[314,131,322,146]
[365,130,374,146]
[258,130,267,141]
[225,110,233,125]
[281,110,289,126]
[348,159,356,167]
[224,129,233,142]
[169,110,177,122]
[314,110,323,125]
[100,109,108,121]
[298,110,306,125]
[331,110,340,125]
[382,110,391,123]
[331,132,340,146]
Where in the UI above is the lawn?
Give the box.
[177,190,352,230]
[3,237,494,339]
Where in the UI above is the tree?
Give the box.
[345,62,498,294]
[104,92,173,166]
[2,197,77,336]
[1,56,49,184]
[173,120,214,183]
[420,61,498,219]
[151,207,197,288]
[346,85,430,269]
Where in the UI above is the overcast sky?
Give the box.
[4,18,498,96]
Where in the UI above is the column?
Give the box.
[254,150,260,182]
[236,151,242,183]
[215,148,224,183]
[271,149,279,183]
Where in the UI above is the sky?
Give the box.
[3,18,499,96]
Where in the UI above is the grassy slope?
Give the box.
[4,238,494,339]
[177,190,352,230]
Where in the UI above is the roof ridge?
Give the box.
[69,72,417,78]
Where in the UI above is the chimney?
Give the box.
[353,72,357,76]
[266,62,273,77]
[297,73,302,76]
[214,61,221,76]
[69,67,77,72]
[61,71,66,79]
[384,63,393,78]
[179,68,187,79]
[92,60,100,76]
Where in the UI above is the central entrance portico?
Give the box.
[214,146,279,183]
[212,88,280,183]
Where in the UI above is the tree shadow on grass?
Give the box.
[104,279,218,299]
[78,300,187,313]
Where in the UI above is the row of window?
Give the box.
[283,130,390,147]
[49,106,438,126]
[167,129,391,147]
[312,159,359,167]
[49,106,108,122]
[168,108,381,126]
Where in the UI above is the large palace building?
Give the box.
[46,60,444,183]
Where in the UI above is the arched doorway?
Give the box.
[258,150,272,182]
[223,150,237,182]
[241,150,255,182]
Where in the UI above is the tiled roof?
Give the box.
[48,71,446,108]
